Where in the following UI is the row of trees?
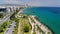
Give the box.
[0,13,4,18]
[0,22,8,33]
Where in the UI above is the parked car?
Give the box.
[8,25,12,28]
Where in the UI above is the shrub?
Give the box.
[23,26,29,33]
[0,27,3,33]
[33,32,36,34]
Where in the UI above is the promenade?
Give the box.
[18,21,20,34]
[31,16,52,34]
[28,16,35,34]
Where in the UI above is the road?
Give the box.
[18,20,20,34]
[4,21,16,34]
[0,10,14,25]
[0,14,10,25]
[17,8,26,15]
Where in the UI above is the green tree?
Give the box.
[23,26,29,33]
[0,27,3,33]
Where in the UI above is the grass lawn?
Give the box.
[19,16,32,34]
[48,32,50,34]
[14,27,18,34]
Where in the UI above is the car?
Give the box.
[12,30,14,34]
[12,30,14,32]
[14,26,16,28]
[8,25,12,28]
[12,31,14,32]
[6,30,9,32]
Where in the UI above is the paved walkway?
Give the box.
[31,16,52,34]
[28,16,42,34]
[18,21,20,34]
[28,16,36,34]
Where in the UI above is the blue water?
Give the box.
[22,7,60,34]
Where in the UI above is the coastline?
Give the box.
[18,7,53,34]
[34,16,54,34]
[17,7,26,14]
[31,16,53,34]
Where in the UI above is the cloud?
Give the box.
[1,0,20,4]
[0,0,60,7]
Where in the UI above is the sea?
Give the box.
[22,7,60,34]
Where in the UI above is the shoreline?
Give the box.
[31,16,53,34]
[17,7,26,14]
[34,16,54,34]
[18,7,53,34]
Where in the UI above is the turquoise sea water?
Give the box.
[22,7,60,34]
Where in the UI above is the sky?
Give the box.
[0,0,60,7]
